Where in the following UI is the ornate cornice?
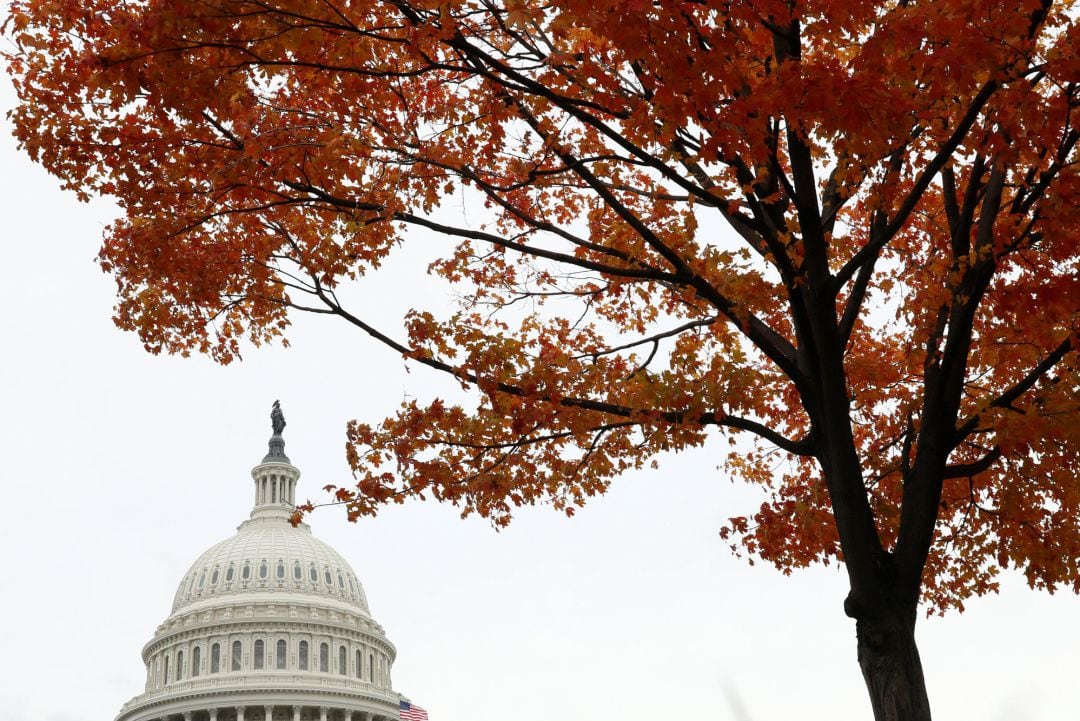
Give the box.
[117,678,399,721]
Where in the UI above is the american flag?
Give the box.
[400,700,429,721]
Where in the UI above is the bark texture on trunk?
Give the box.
[856,611,932,721]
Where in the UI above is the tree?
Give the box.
[6,0,1079,717]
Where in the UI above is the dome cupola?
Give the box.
[249,400,299,521]
[116,404,403,721]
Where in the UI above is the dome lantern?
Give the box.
[251,401,299,520]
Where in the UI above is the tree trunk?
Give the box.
[855,608,932,721]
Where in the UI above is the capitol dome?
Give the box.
[116,406,404,721]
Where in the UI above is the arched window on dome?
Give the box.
[276,560,285,579]
[198,570,206,591]
[163,654,170,686]
[254,640,264,670]
[210,643,221,673]
[259,561,269,579]
[338,571,345,590]
[276,639,287,669]
[324,568,332,585]
[177,650,184,681]
[225,564,234,582]
[242,562,251,581]
[231,640,242,671]
[192,646,201,677]
[293,562,302,580]
[348,577,357,595]
[319,643,329,673]
[299,640,309,671]
[355,649,362,679]
[368,653,374,682]
[338,645,347,675]
[309,564,318,583]
[271,477,278,503]
[210,567,219,585]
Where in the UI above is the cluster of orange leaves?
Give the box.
[5,0,1079,613]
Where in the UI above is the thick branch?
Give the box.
[953,336,1074,444]
[308,284,813,455]
[834,81,1001,290]
[942,446,1002,479]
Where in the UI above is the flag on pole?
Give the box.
[400,700,429,721]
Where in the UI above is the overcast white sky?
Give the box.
[1,49,1078,721]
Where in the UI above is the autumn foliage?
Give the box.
[6,0,1079,717]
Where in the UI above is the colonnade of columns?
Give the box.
[254,473,296,507]
[159,706,388,721]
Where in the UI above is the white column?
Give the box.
[292,706,302,721]
[319,707,329,721]
[182,714,193,721]
[237,707,247,721]
[265,705,275,721]
[209,710,219,721]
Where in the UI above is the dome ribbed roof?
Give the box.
[170,515,370,614]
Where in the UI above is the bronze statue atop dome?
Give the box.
[271,400,286,436]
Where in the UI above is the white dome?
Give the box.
[115,420,403,721]
[171,517,370,615]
